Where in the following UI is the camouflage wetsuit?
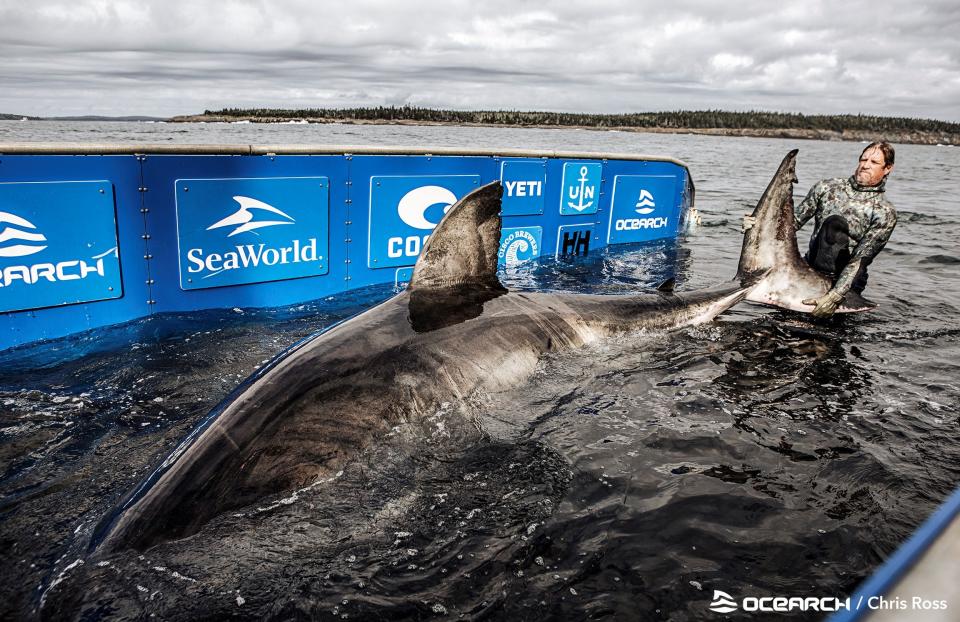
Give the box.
[796,176,897,295]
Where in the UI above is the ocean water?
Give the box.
[1,121,958,621]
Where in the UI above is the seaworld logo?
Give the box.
[498,227,541,267]
[206,196,295,237]
[185,194,323,280]
[0,211,48,257]
[186,239,321,279]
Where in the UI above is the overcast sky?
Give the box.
[1,0,958,121]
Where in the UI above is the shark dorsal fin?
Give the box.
[409,181,505,291]
[657,278,676,293]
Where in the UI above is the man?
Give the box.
[743,142,897,318]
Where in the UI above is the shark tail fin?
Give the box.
[735,149,803,281]
[735,149,876,314]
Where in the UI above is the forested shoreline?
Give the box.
[170,107,960,145]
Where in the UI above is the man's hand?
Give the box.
[802,290,844,318]
[742,214,757,232]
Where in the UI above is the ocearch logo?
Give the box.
[635,189,656,215]
[388,185,457,258]
[707,589,853,614]
[0,211,48,257]
[710,590,738,614]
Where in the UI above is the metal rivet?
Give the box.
[99,189,105,194]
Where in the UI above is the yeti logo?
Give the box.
[0,211,48,257]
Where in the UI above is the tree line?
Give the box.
[203,106,960,133]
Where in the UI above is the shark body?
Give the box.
[93,150,854,552]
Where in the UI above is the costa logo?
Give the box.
[368,175,479,269]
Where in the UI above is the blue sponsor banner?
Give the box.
[559,162,602,216]
[500,160,546,216]
[0,180,122,313]
[175,177,329,290]
[607,175,679,244]
[395,267,413,287]
[556,223,595,258]
[368,175,480,269]
[498,226,542,267]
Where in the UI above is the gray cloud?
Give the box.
[0,0,958,120]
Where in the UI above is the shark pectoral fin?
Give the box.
[656,278,676,293]
[839,291,878,312]
[409,181,505,292]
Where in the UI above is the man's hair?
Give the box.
[862,141,895,167]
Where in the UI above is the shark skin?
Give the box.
[737,149,876,313]
[95,161,822,553]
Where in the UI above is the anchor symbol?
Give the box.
[566,166,595,211]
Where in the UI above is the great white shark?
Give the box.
[91,149,870,553]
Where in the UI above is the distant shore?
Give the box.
[169,113,960,146]
[4,109,957,146]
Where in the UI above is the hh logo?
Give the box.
[560,162,602,216]
[368,175,479,269]
[498,227,542,267]
[607,175,679,245]
[556,224,593,258]
[0,180,122,313]
[175,177,329,290]
[709,590,738,614]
